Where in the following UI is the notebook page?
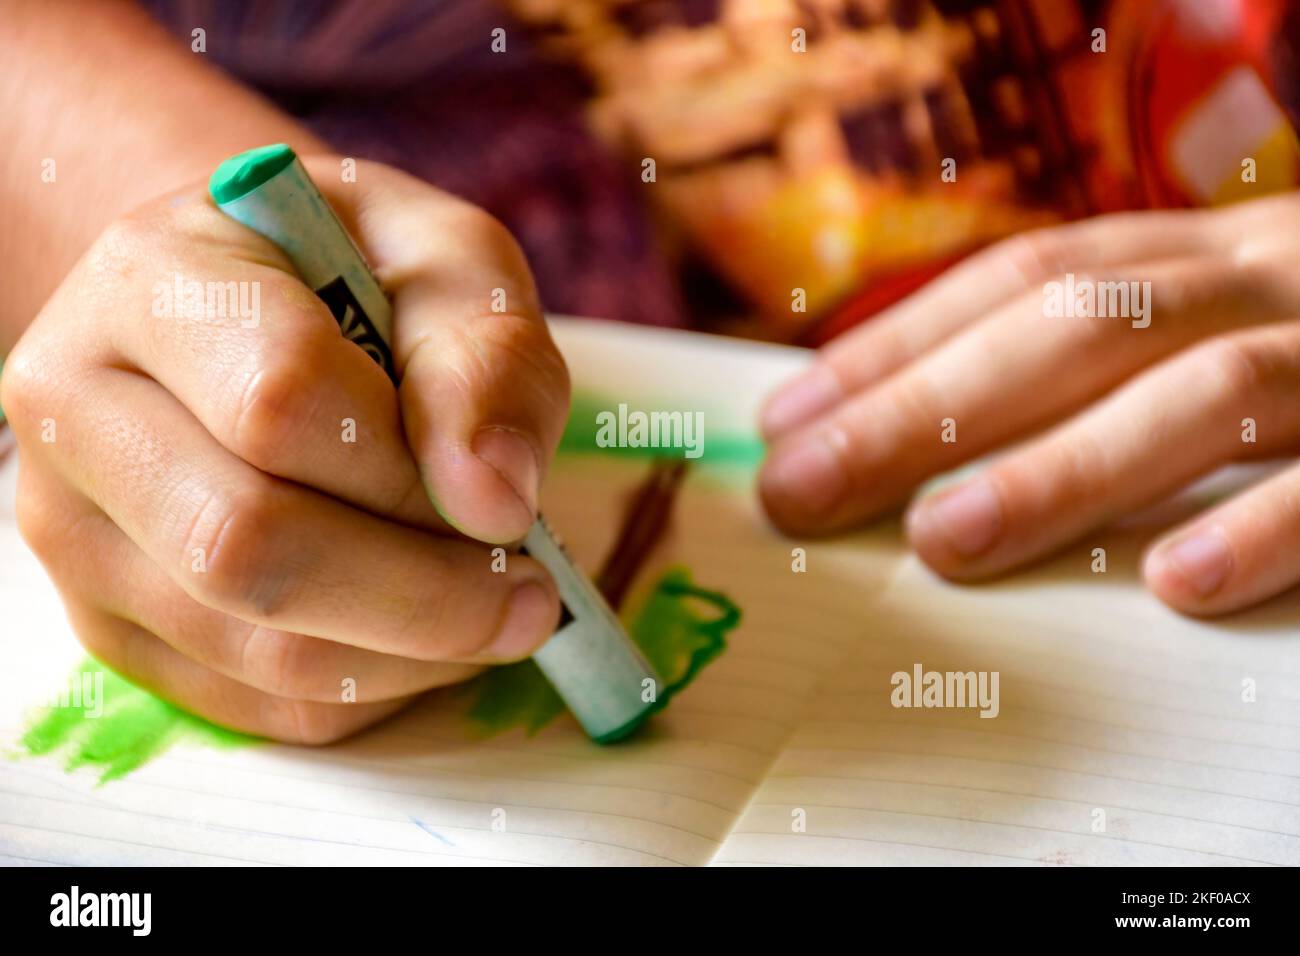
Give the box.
[712,510,1300,866]
[0,319,887,866]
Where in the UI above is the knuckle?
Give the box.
[12,473,101,573]
[67,610,134,678]
[1195,337,1271,404]
[392,578,458,657]
[235,624,323,701]
[84,214,158,280]
[274,699,354,746]
[994,429,1107,519]
[457,209,540,304]
[0,347,44,434]
[822,328,872,382]
[94,214,152,255]
[998,229,1069,288]
[387,553,508,662]
[483,317,571,405]
[883,370,945,447]
[1044,430,1110,506]
[181,484,291,618]
[230,345,326,472]
[78,197,192,300]
[14,484,59,561]
[460,207,524,261]
[1155,260,1244,322]
[870,321,912,368]
[431,314,570,431]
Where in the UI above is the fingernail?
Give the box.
[1160,528,1233,596]
[762,365,841,437]
[760,430,848,525]
[488,580,557,660]
[914,477,1002,557]
[472,426,540,518]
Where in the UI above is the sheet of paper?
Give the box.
[714,519,1300,866]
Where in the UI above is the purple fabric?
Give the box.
[140,0,686,327]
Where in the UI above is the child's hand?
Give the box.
[760,193,1300,616]
[1,157,570,741]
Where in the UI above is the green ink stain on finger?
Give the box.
[559,393,765,469]
[466,567,741,740]
[17,659,254,783]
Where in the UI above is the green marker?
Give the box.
[209,144,660,743]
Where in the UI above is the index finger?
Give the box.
[315,160,570,545]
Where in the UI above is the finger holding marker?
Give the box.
[65,602,413,745]
[16,462,482,703]
[306,157,571,545]
[38,188,444,532]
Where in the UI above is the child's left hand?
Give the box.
[759,192,1300,616]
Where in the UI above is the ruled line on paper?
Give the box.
[743,800,1292,865]
[750,780,1300,837]
[762,762,1300,812]
[795,720,1300,779]
[0,785,698,865]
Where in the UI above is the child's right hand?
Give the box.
[1,157,572,742]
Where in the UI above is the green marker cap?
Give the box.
[209,143,297,205]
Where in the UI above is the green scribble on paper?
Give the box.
[559,392,764,469]
[467,566,741,739]
[18,659,252,783]
[633,568,740,706]
[465,651,567,737]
